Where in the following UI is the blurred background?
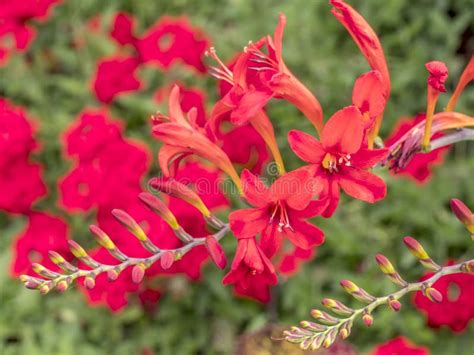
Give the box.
[0,0,473,354]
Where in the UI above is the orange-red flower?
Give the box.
[372,336,429,355]
[229,168,326,257]
[289,106,387,217]
[352,70,388,124]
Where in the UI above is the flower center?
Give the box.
[270,201,293,232]
[322,152,351,173]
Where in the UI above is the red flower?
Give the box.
[229,168,326,256]
[413,262,474,332]
[11,212,72,276]
[0,99,46,213]
[208,14,323,133]
[93,56,142,104]
[288,106,388,217]
[385,114,449,183]
[278,247,314,275]
[63,109,123,162]
[222,236,277,303]
[372,336,429,355]
[135,16,209,73]
[110,12,137,47]
[330,0,390,94]
[152,85,242,192]
[426,61,448,93]
[0,0,60,65]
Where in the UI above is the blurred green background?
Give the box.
[1,0,473,354]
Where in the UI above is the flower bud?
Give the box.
[56,280,69,292]
[32,263,59,279]
[450,199,474,234]
[388,297,401,312]
[322,298,353,316]
[112,209,149,241]
[299,321,326,332]
[160,251,175,270]
[403,237,440,270]
[39,284,50,295]
[424,286,443,303]
[107,269,120,281]
[339,321,352,340]
[149,178,211,218]
[323,328,337,348]
[48,251,78,272]
[89,225,115,250]
[310,309,339,325]
[340,280,375,303]
[68,240,87,258]
[362,313,373,327]
[375,254,407,286]
[132,264,146,284]
[205,235,227,269]
[84,276,95,290]
[138,193,180,230]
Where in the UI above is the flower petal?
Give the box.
[352,70,388,118]
[350,147,388,169]
[241,169,271,207]
[338,167,386,203]
[229,208,269,239]
[285,219,325,250]
[322,106,365,154]
[270,166,315,210]
[288,130,326,163]
[230,89,273,125]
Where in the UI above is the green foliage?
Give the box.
[0,0,473,354]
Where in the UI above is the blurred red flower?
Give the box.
[0,0,61,64]
[0,99,46,213]
[93,56,142,104]
[11,212,72,276]
[135,16,209,73]
[385,114,449,183]
[372,336,429,355]
[413,262,474,332]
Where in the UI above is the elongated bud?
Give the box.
[84,276,95,290]
[112,209,149,240]
[450,199,474,235]
[89,225,128,261]
[132,263,146,284]
[107,269,120,281]
[32,263,60,279]
[299,321,327,332]
[48,251,78,273]
[461,261,474,274]
[21,275,43,289]
[310,334,325,350]
[362,312,373,327]
[138,193,180,230]
[321,298,354,316]
[340,280,376,303]
[149,178,211,218]
[161,251,175,270]
[339,321,352,339]
[375,254,407,286]
[323,328,338,348]
[68,240,101,268]
[403,237,440,270]
[310,309,339,325]
[205,235,227,269]
[424,286,443,303]
[388,297,401,312]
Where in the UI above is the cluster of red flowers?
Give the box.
[0,99,46,213]
[371,336,429,355]
[0,0,61,65]
[93,13,210,103]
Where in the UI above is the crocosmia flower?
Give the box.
[288,106,388,217]
[426,61,448,93]
[414,262,474,332]
[372,336,430,355]
[223,235,277,303]
[229,167,326,256]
